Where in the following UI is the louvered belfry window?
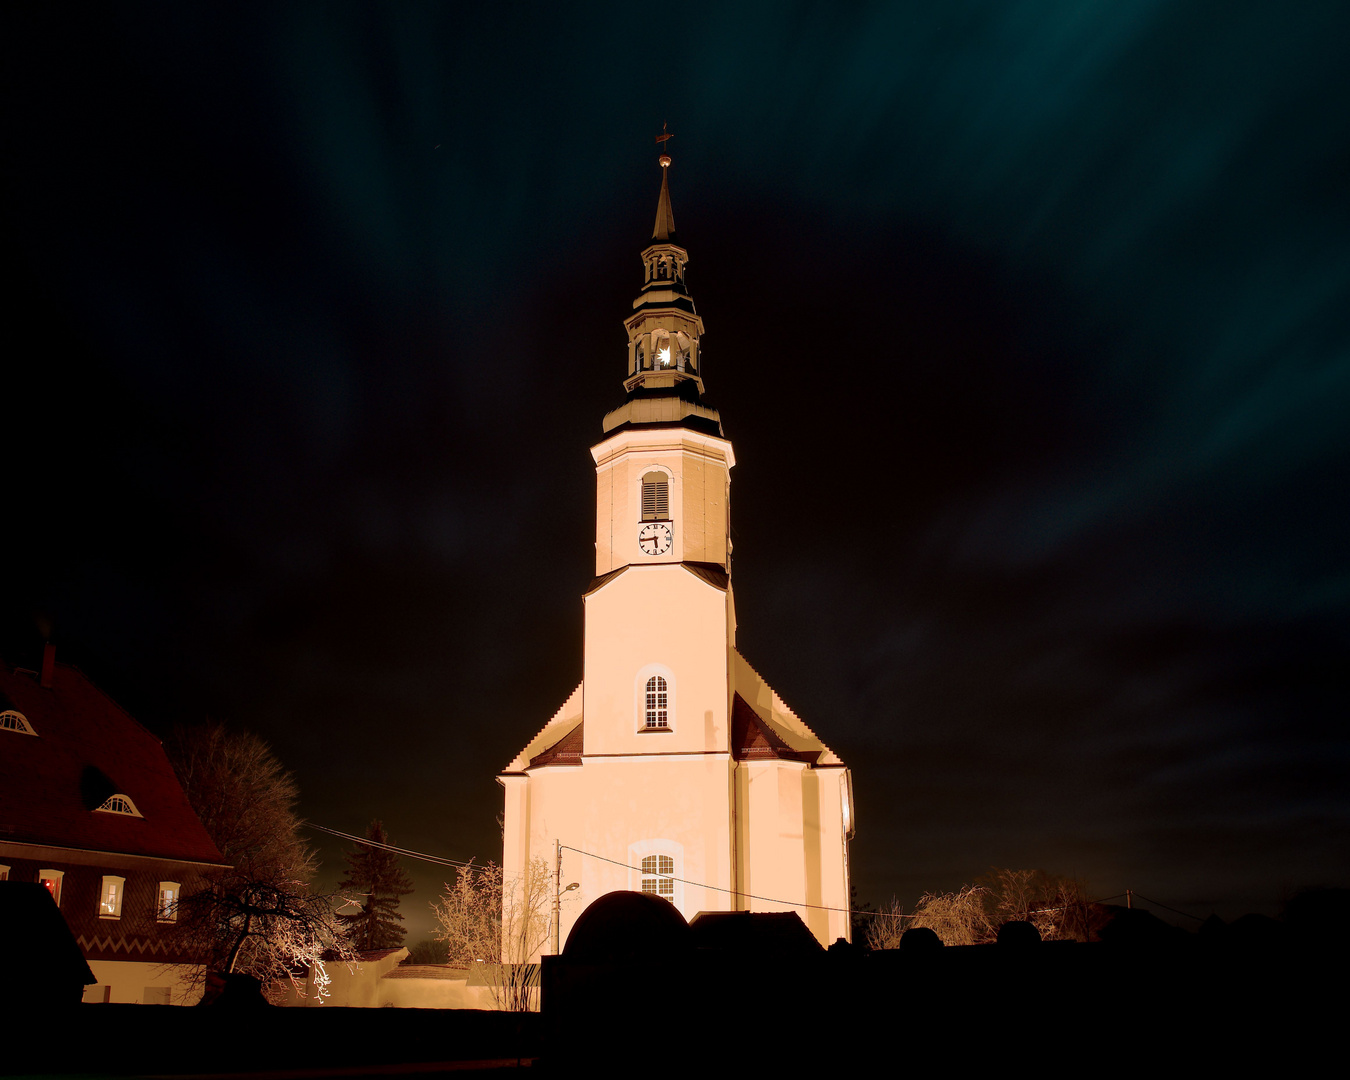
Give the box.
[641,472,669,521]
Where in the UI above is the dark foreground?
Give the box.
[11,937,1343,1078]
[8,1006,544,1077]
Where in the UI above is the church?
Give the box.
[500,151,854,952]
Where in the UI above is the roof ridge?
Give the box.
[57,662,162,746]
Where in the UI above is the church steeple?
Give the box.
[602,151,722,437]
[652,157,676,242]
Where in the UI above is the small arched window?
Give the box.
[641,472,669,521]
[95,794,142,817]
[644,676,669,729]
[0,710,35,736]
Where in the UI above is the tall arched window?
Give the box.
[644,676,669,729]
[641,472,669,521]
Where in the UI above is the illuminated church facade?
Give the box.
[500,154,853,951]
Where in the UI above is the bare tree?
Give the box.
[910,884,997,945]
[431,857,551,1011]
[498,857,551,1012]
[908,870,1103,947]
[864,898,908,951]
[984,868,1097,942]
[165,723,352,999]
[431,860,502,968]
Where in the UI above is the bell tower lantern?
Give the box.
[622,153,706,396]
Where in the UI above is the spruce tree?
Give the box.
[338,819,415,951]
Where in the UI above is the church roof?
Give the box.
[501,684,583,774]
[731,650,844,767]
[502,651,842,771]
[0,659,227,866]
[529,721,582,768]
[731,695,820,764]
[584,561,728,598]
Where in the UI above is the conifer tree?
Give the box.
[338,819,415,951]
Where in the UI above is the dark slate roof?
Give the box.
[529,721,583,768]
[681,562,729,591]
[731,694,821,765]
[0,660,226,865]
[585,561,728,597]
[688,909,825,957]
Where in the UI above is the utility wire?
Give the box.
[561,844,875,920]
[1129,892,1204,922]
[302,821,475,871]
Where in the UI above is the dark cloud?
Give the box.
[5,1,1347,932]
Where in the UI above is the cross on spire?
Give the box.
[656,122,673,166]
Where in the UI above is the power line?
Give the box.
[302,821,475,871]
[561,844,874,920]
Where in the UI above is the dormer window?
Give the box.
[641,472,669,521]
[95,794,142,817]
[0,710,35,736]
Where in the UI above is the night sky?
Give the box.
[6,2,1348,939]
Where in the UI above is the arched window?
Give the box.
[641,472,669,521]
[95,794,142,817]
[644,676,669,729]
[640,855,675,900]
[0,710,35,736]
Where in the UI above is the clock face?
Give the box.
[638,522,674,556]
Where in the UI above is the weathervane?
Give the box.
[656,121,673,167]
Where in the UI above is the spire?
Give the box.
[652,155,676,242]
[599,142,722,437]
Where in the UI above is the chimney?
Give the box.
[40,643,56,689]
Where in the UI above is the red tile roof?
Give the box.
[0,661,226,865]
[731,694,821,764]
[529,721,583,768]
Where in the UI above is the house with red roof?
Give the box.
[0,645,228,1004]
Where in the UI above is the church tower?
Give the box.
[500,151,854,952]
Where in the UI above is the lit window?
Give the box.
[0,866,9,881]
[641,472,669,521]
[157,882,180,923]
[644,676,669,729]
[38,869,64,906]
[0,710,36,736]
[640,855,675,900]
[99,875,126,918]
[95,794,142,817]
